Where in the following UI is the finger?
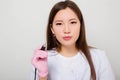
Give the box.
[34,50,47,58]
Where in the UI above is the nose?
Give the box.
[63,24,70,34]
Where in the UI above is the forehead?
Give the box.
[53,7,79,21]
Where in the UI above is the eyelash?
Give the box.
[55,21,77,25]
[56,23,62,25]
[71,21,77,24]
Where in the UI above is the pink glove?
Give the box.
[31,46,48,77]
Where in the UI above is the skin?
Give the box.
[51,7,81,57]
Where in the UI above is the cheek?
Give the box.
[54,31,62,40]
[52,26,63,36]
[53,30,63,43]
[73,27,80,39]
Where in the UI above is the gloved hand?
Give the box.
[31,46,48,77]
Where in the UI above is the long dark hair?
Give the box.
[46,0,96,80]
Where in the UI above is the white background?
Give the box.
[0,0,120,80]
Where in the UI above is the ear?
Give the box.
[51,27,55,34]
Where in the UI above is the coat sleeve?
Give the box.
[98,50,115,80]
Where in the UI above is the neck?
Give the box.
[59,45,79,57]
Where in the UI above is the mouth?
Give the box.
[63,36,72,40]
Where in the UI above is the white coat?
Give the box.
[31,48,115,80]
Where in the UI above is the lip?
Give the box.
[63,36,72,40]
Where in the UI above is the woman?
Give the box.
[31,0,115,80]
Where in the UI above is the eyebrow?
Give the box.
[54,18,77,23]
[69,18,77,21]
[54,20,63,23]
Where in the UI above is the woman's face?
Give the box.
[52,7,80,47]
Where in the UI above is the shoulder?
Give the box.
[89,48,109,68]
[89,48,109,65]
[89,48,115,79]
[89,48,105,54]
[89,48,106,59]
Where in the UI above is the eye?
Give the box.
[56,23,62,25]
[71,21,77,24]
